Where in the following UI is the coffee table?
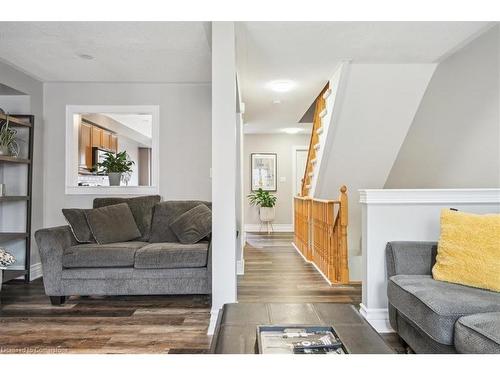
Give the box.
[210,303,393,354]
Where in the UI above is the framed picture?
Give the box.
[251,153,277,191]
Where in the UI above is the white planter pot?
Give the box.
[259,206,275,222]
[108,173,122,186]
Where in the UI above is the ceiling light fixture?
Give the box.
[272,99,282,104]
[283,128,302,134]
[267,80,296,93]
[78,54,95,60]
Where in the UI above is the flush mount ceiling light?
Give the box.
[283,128,302,134]
[78,54,95,60]
[267,80,296,93]
[272,99,282,104]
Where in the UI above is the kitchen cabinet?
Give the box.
[79,121,118,171]
[102,130,111,150]
[79,122,93,170]
[92,126,102,148]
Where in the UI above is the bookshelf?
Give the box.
[0,114,34,283]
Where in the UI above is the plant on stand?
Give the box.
[0,116,20,157]
[95,151,134,186]
[248,188,277,234]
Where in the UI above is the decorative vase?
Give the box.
[259,206,275,222]
[108,172,122,186]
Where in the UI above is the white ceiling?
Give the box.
[104,114,152,138]
[0,22,211,82]
[237,21,493,134]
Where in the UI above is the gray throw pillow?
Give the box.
[93,195,160,241]
[149,201,211,243]
[62,208,96,243]
[170,204,212,244]
[85,203,141,244]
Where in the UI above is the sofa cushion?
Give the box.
[388,275,500,345]
[455,312,500,354]
[85,203,141,244]
[149,201,211,243]
[93,195,161,241]
[63,242,148,268]
[62,208,95,243]
[134,242,209,269]
[170,204,212,244]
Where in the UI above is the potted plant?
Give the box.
[0,116,20,157]
[96,150,135,186]
[248,188,277,223]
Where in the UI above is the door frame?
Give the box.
[291,145,309,227]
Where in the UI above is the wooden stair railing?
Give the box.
[293,196,312,261]
[301,83,329,197]
[293,186,349,284]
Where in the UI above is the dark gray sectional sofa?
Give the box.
[35,198,212,305]
[386,242,500,354]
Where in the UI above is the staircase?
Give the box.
[294,64,350,284]
[300,63,346,197]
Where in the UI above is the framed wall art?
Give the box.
[251,153,277,191]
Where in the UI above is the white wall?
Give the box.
[385,26,500,189]
[243,133,310,228]
[314,64,436,281]
[210,21,237,334]
[43,83,211,227]
[0,60,44,272]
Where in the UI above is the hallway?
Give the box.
[237,232,361,303]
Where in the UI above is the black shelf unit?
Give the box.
[0,114,34,283]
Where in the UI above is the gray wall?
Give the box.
[0,61,44,268]
[244,133,309,227]
[43,82,212,227]
[385,26,500,188]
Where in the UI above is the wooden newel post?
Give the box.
[339,185,349,283]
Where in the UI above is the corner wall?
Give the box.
[385,25,500,188]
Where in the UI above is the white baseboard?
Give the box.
[291,242,333,286]
[30,263,43,281]
[244,224,293,233]
[207,308,220,336]
[359,304,394,333]
[236,260,245,275]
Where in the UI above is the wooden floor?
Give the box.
[0,232,402,354]
[238,232,362,303]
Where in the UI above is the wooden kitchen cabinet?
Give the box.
[79,122,93,170]
[92,126,102,148]
[102,130,111,150]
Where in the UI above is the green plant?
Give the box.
[0,117,20,156]
[96,151,134,174]
[247,188,277,208]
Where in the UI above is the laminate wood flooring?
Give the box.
[0,232,403,354]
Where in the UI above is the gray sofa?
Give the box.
[35,199,212,305]
[386,242,500,354]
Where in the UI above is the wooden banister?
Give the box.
[301,83,329,197]
[293,186,349,284]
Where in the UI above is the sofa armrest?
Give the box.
[386,241,438,278]
[35,225,77,296]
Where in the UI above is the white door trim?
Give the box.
[291,145,309,227]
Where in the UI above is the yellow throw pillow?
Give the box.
[432,209,500,292]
